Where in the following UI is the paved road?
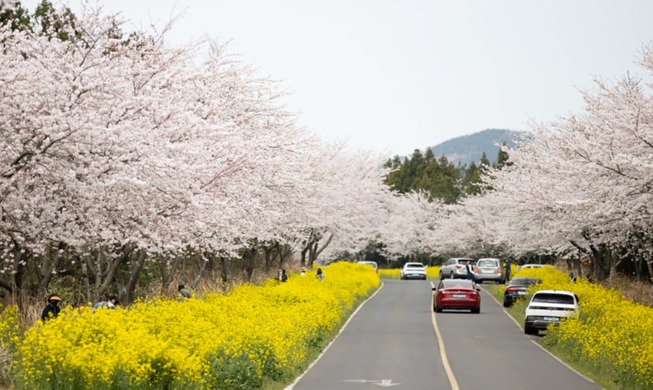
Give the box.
[289,280,600,390]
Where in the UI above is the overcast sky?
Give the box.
[20,0,653,156]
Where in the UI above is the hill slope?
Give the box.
[429,129,527,166]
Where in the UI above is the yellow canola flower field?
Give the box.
[13,262,380,389]
[515,266,653,389]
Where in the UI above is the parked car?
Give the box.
[474,258,504,284]
[400,262,427,280]
[524,290,579,335]
[517,263,547,271]
[439,258,476,279]
[357,261,378,272]
[432,279,481,313]
[503,277,541,307]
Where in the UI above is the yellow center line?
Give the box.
[430,282,459,390]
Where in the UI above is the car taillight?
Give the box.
[474,266,478,273]
[498,267,503,274]
[506,287,517,293]
[455,265,462,269]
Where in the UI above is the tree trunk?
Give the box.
[242,247,257,282]
[123,249,147,305]
[219,256,228,284]
[159,253,182,294]
[279,244,293,270]
[191,255,209,289]
[91,246,130,302]
[262,243,278,272]
[37,243,64,297]
[306,232,333,268]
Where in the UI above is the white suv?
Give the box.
[524,290,579,335]
[400,262,427,280]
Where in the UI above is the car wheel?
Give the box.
[471,308,480,314]
[435,306,442,313]
[503,299,511,308]
[524,324,536,335]
[476,280,483,284]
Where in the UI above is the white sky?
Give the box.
[20,0,653,156]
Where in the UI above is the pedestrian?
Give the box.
[178,284,192,301]
[41,293,62,322]
[505,258,512,282]
[569,272,577,283]
[278,269,288,282]
[94,295,119,310]
[465,261,475,282]
[316,267,324,282]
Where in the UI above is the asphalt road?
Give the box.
[288,280,600,390]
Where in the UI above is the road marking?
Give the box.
[430,282,460,390]
[343,379,401,387]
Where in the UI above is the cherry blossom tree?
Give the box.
[1,2,424,305]
[435,43,653,282]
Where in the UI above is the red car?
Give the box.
[432,279,481,313]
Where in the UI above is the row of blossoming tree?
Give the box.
[432,43,653,283]
[0,1,443,308]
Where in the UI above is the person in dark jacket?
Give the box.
[178,284,192,301]
[465,261,475,282]
[505,258,512,282]
[41,294,62,322]
[316,268,324,282]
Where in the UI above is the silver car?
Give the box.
[439,258,476,279]
[474,258,505,284]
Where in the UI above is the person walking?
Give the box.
[41,293,62,322]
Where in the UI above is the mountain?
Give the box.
[428,129,528,166]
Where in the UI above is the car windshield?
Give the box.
[406,263,424,268]
[478,260,498,267]
[441,279,473,288]
[457,260,476,266]
[511,277,541,286]
[532,293,574,304]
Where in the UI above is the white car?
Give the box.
[524,290,579,335]
[357,261,378,272]
[400,262,427,280]
[517,263,547,271]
